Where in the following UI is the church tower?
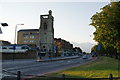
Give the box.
[39,10,54,57]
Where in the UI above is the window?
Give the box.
[23,40,28,43]
[23,33,28,35]
[30,36,34,39]
[44,22,47,30]
[43,16,48,18]
[23,36,28,39]
[30,40,34,43]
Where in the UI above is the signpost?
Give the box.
[36,47,41,62]
[13,44,16,61]
[54,46,56,53]
[13,44,16,50]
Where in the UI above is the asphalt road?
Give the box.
[2,56,94,79]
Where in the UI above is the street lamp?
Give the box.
[0,23,8,34]
[1,23,8,26]
[14,24,24,44]
[13,24,24,60]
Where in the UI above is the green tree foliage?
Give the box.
[73,47,82,53]
[91,44,105,56]
[91,44,117,57]
[90,2,120,54]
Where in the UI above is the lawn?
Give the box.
[46,56,120,78]
[26,56,120,80]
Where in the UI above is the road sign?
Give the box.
[13,45,16,50]
[97,44,100,51]
[54,46,56,51]
[54,46,57,53]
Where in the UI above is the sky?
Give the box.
[0,0,110,52]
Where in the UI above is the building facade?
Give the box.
[17,29,39,47]
[39,10,54,56]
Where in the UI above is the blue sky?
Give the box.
[0,1,109,52]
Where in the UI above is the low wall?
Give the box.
[1,50,37,60]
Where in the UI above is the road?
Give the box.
[2,56,94,79]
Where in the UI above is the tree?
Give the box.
[91,44,117,57]
[90,2,120,59]
[91,44,105,56]
[73,47,82,53]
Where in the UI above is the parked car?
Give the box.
[82,55,87,59]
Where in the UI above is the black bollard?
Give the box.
[109,74,113,80]
[17,71,21,80]
[62,74,65,80]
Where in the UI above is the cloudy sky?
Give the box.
[0,0,110,52]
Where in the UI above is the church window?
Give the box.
[43,16,48,18]
[44,22,47,30]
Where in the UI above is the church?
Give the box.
[17,10,73,57]
[39,10,54,57]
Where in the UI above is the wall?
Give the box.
[1,50,37,60]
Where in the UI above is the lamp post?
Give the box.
[14,24,24,44]
[13,24,24,61]
[0,23,8,34]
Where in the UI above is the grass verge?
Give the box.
[26,56,120,80]
[46,56,120,78]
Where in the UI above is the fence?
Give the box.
[2,70,120,80]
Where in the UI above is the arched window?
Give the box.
[44,22,47,30]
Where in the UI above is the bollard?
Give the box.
[37,57,40,62]
[62,74,65,80]
[17,71,21,80]
[109,74,113,80]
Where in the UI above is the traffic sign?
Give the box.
[54,46,56,51]
[13,44,16,50]
[97,44,100,51]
